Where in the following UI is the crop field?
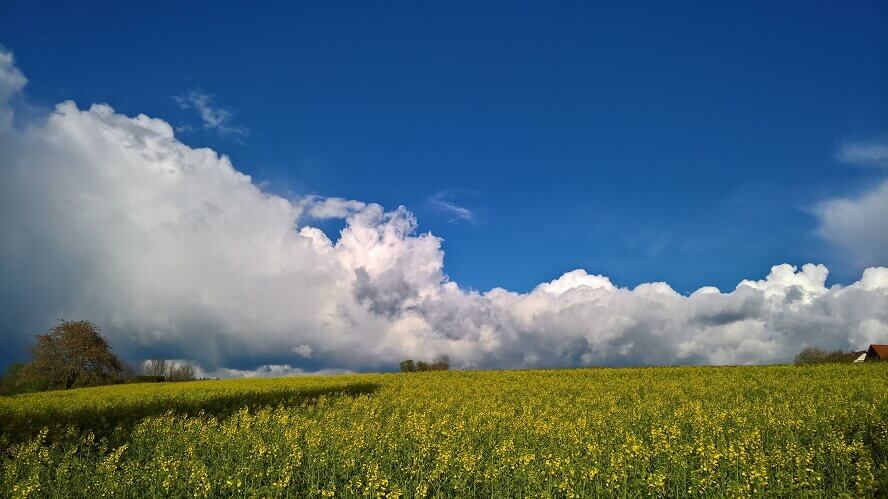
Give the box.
[1,364,887,497]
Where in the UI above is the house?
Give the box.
[852,351,867,363]
[866,344,888,361]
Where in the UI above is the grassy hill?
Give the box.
[2,364,887,497]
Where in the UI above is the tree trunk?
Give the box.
[65,371,77,389]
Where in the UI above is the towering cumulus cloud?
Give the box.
[1,49,887,373]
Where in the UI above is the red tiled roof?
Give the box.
[869,344,888,359]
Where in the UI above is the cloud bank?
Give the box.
[1,49,887,374]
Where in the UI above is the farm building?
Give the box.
[866,344,888,361]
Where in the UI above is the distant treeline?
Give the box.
[400,355,450,372]
[4,322,865,395]
[793,346,858,365]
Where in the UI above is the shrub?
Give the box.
[794,346,853,365]
[0,362,51,394]
[401,355,450,372]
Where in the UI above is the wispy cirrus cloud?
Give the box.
[429,189,475,223]
[836,139,888,168]
[173,90,248,139]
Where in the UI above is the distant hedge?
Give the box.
[794,346,854,365]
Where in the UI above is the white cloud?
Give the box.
[429,190,474,223]
[849,318,888,348]
[737,263,828,302]
[173,90,248,138]
[1,48,887,373]
[0,48,26,130]
[305,196,367,219]
[536,269,615,294]
[816,180,888,267]
[201,363,352,379]
[292,344,314,358]
[837,139,888,168]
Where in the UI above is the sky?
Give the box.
[0,1,886,375]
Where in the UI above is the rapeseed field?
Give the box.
[1,364,886,497]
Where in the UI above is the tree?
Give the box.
[25,320,126,389]
[142,359,169,378]
[431,354,450,371]
[399,359,416,373]
[167,363,196,382]
[415,361,430,372]
[140,359,196,382]
[0,362,50,394]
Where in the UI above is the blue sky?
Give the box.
[1,2,887,374]
[2,1,885,293]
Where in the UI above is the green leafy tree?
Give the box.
[399,360,416,373]
[25,320,126,389]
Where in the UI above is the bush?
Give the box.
[0,362,52,395]
[132,375,165,383]
[794,346,853,365]
[431,355,450,371]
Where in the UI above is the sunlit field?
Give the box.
[2,364,887,497]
